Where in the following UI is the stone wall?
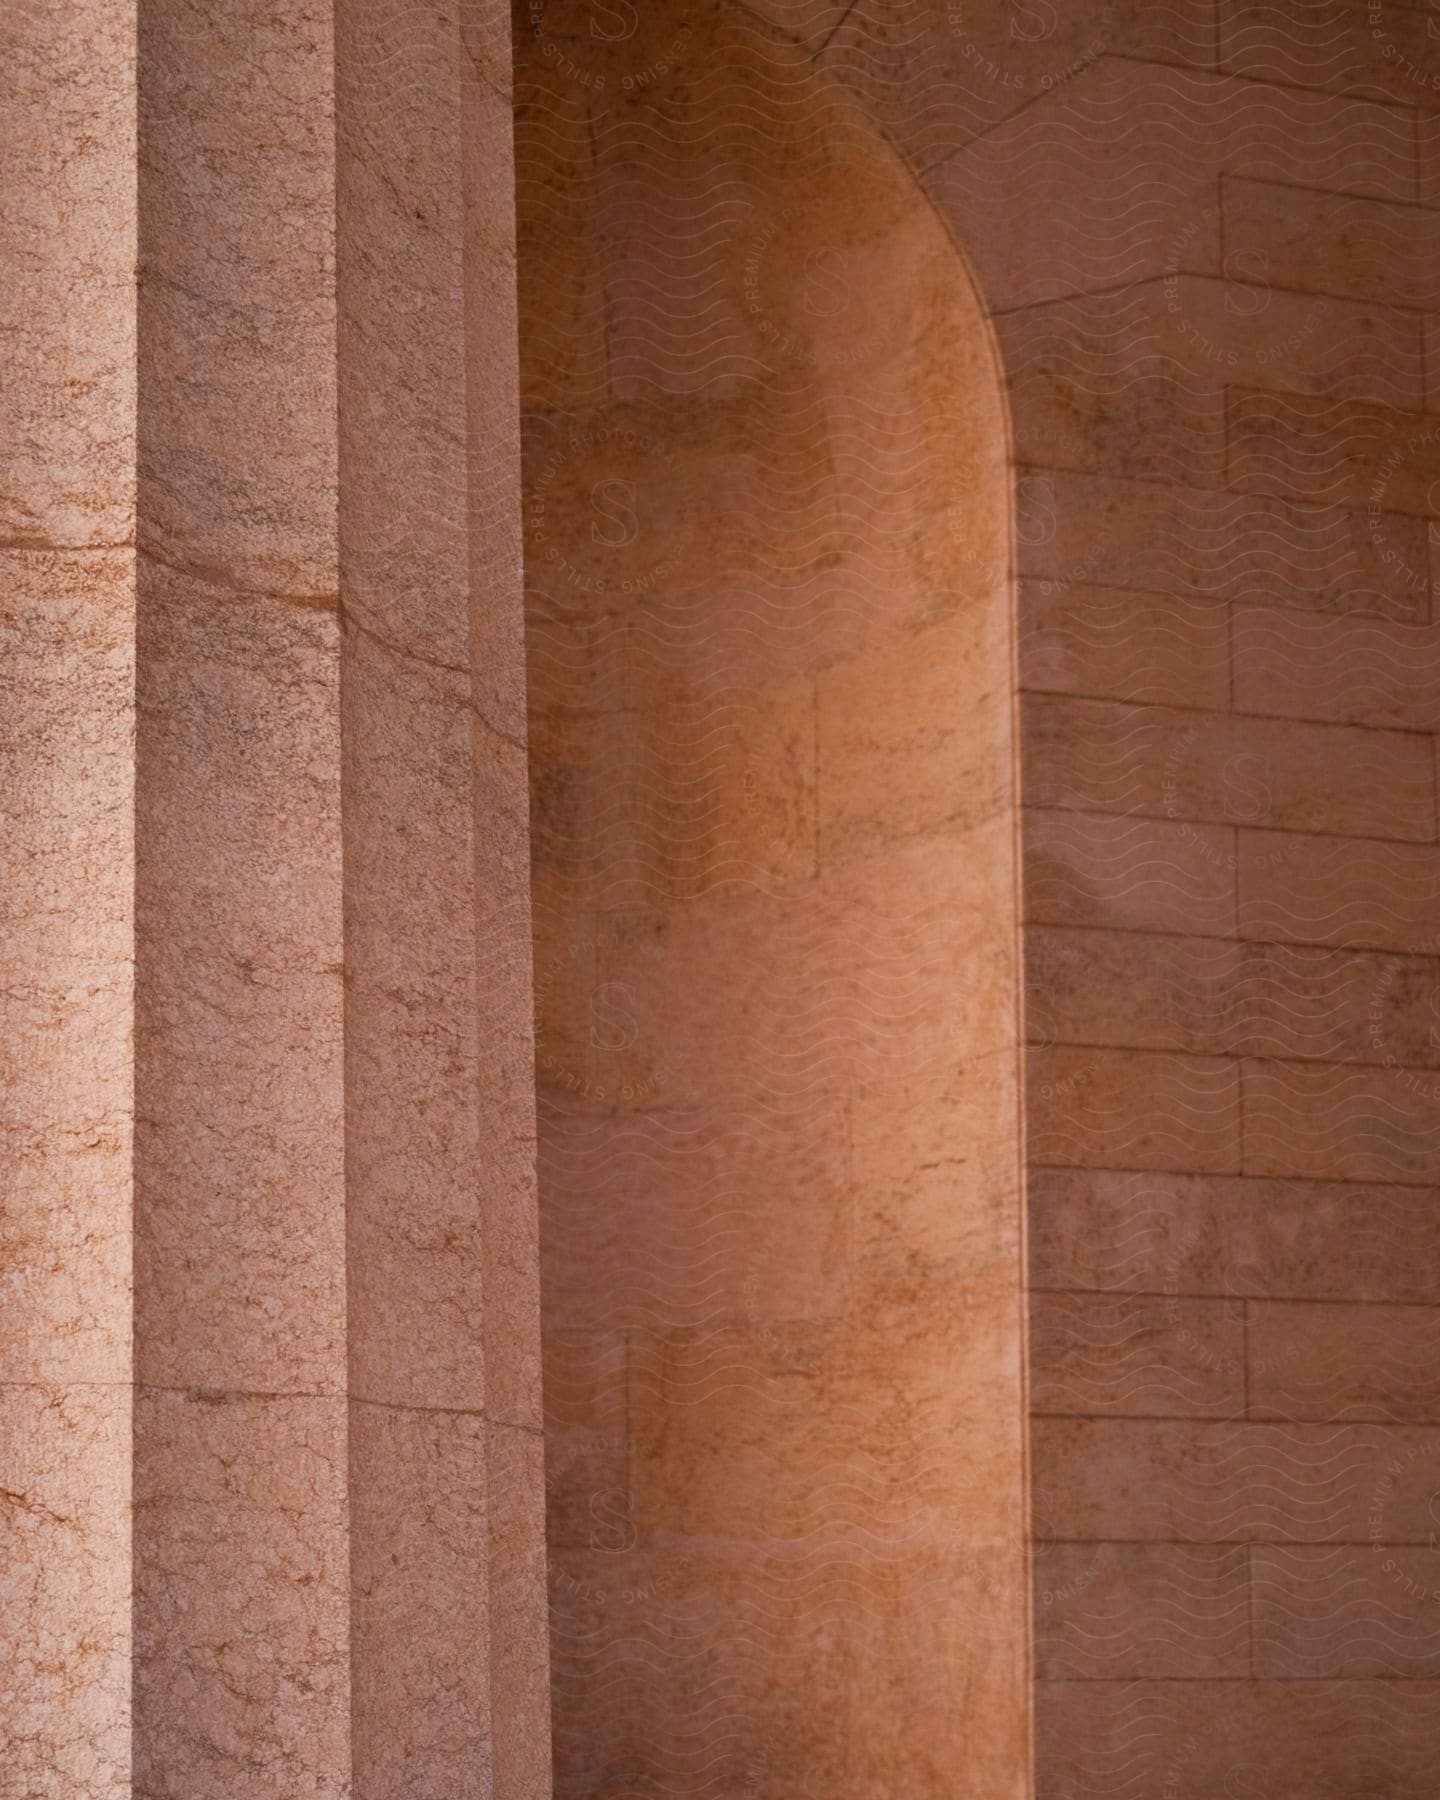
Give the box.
[516,2,1027,1791]
[847,2,1440,1793]
[6,0,1440,1793]
[520,0,1440,1795]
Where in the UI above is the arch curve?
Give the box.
[518,3,1027,1790]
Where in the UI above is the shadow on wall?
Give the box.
[516,0,1027,1793]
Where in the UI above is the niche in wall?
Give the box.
[517,4,1027,1791]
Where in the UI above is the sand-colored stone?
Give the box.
[2,2,136,1791]
[132,1389,351,1797]
[1034,1542,1250,1680]
[1251,1544,1440,1678]
[11,0,1440,1792]
[1028,1044,1242,1173]
[1223,176,1440,312]
[5,0,549,1791]
[1035,1415,1440,1543]
[1020,583,1231,711]
[1039,1677,1440,1799]
[517,2,1026,1791]
[0,1385,132,1799]
[132,5,352,1786]
[1248,1299,1440,1423]
[1024,694,1434,840]
[1028,1290,1245,1418]
[1029,1166,1440,1306]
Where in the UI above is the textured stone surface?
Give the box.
[517,2,1027,1792]
[2,1,135,1791]
[337,0,550,1786]
[513,0,1440,1793]
[133,2,350,1784]
[5,0,548,1792]
[11,0,1440,1792]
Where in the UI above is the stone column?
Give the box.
[132,0,351,1787]
[336,0,549,1791]
[3,1,547,1793]
[1,5,136,1794]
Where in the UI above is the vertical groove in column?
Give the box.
[337,0,548,1790]
[134,1,350,1792]
[0,5,136,1795]
[461,0,553,1788]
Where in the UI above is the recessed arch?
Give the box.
[517,1,1028,1792]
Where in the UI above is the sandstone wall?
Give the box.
[519,1,1440,1795]
[517,4,1027,1791]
